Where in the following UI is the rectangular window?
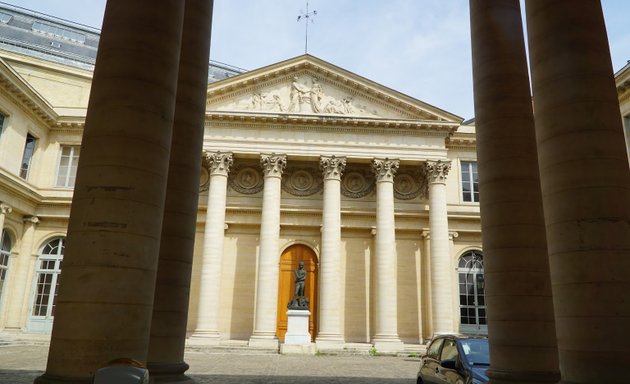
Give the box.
[55,146,80,188]
[0,113,5,141]
[461,161,479,203]
[19,134,36,180]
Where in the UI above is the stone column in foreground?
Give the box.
[316,155,346,348]
[371,158,403,352]
[470,1,560,383]
[526,1,630,382]
[147,1,215,381]
[191,151,233,342]
[35,1,186,382]
[249,153,286,348]
[425,160,454,335]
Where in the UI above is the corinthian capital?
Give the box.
[260,153,287,178]
[371,158,399,182]
[320,155,346,180]
[203,151,233,176]
[0,203,12,215]
[425,160,451,184]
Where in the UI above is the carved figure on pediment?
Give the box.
[289,76,310,112]
[249,92,286,112]
[342,96,355,114]
[323,99,345,114]
[310,77,324,112]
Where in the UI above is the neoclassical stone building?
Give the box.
[0,3,485,352]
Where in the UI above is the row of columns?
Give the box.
[471,1,630,383]
[191,152,454,351]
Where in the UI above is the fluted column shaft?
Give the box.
[426,160,454,334]
[526,1,630,382]
[470,1,560,383]
[371,158,402,351]
[36,2,186,382]
[249,154,286,347]
[316,155,346,346]
[4,215,37,330]
[192,151,233,341]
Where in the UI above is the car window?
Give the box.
[440,339,459,361]
[460,339,490,365]
[427,338,444,359]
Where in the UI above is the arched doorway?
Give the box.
[276,244,318,342]
[0,230,13,306]
[457,250,487,334]
[27,237,65,333]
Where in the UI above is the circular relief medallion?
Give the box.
[394,172,425,200]
[228,166,264,194]
[282,168,322,196]
[199,166,210,192]
[341,171,374,198]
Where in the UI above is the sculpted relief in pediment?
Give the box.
[212,75,399,118]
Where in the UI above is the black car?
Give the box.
[417,334,489,384]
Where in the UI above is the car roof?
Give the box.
[431,334,487,341]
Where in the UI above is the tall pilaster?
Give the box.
[0,203,11,233]
[425,160,454,335]
[526,1,630,382]
[36,1,186,382]
[470,1,560,383]
[316,155,346,348]
[191,151,233,342]
[147,1,215,380]
[249,153,286,348]
[371,158,403,352]
[4,215,38,330]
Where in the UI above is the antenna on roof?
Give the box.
[297,0,317,54]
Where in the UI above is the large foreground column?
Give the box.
[371,158,403,353]
[425,160,454,335]
[35,2,185,383]
[249,153,286,348]
[191,151,233,342]
[147,1,214,382]
[316,155,346,348]
[470,1,560,383]
[526,1,630,382]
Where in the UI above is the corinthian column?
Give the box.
[249,153,286,348]
[4,215,38,330]
[425,160,454,334]
[316,155,346,348]
[470,1,560,383]
[526,1,630,382]
[191,151,233,343]
[371,158,403,352]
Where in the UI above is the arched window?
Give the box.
[457,250,486,334]
[0,230,12,304]
[29,237,64,332]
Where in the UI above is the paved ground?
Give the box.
[0,345,421,384]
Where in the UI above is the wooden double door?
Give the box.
[276,244,318,341]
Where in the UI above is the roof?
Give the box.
[0,2,245,81]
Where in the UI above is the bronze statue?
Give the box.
[287,261,309,310]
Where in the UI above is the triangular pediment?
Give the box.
[207,55,463,124]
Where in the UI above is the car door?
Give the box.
[437,338,466,384]
[419,337,445,384]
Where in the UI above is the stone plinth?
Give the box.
[280,310,315,354]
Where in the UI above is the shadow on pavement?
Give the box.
[188,374,415,384]
[0,369,44,384]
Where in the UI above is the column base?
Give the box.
[315,335,345,351]
[371,335,405,354]
[187,330,221,346]
[148,361,192,383]
[248,335,279,350]
[280,343,316,355]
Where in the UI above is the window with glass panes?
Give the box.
[56,146,80,187]
[0,113,5,141]
[0,230,11,305]
[31,238,64,319]
[461,161,479,202]
[457,251,486,327]
[20,134,37,179]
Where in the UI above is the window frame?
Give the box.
[55,145,80,188]
[19,133,37,180]
[460,160,479,204]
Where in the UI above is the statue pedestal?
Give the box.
[280,310,315,354]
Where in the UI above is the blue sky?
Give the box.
[2,0,629,120]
